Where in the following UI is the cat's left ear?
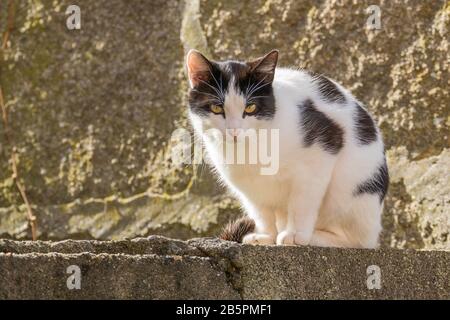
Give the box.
[248,49,279,83]
[186,49,213,88]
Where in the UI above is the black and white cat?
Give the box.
[186,49,388,248]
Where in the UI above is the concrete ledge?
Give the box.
[0,236,448,299]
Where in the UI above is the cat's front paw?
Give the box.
[276,231,310,245]
[276,230,295,245]
[242,233,275,245]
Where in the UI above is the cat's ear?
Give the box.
[186,49,213,88]
[248,50,279,83]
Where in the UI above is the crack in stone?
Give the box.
[188,239,245,299]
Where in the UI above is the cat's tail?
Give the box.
[219,216,255,243]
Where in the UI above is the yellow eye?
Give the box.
[210,105,224,114]
[245,104,257,114]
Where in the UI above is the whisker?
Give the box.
[191,89,221,101]
[245,76,252,96]
[246,75,269,98]
[208,69,224,99]
[248,81,271,97]
[199,79,223,101]
[247,95,270,102]
[248,79,270,95]
[245,74,263,96]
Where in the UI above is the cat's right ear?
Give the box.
[186,50,212,88]
[248,50,279,83]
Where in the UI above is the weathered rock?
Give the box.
[0,237,448,299]
[385,148,449,249]
[0,0,448,249]
[0,0,240,240]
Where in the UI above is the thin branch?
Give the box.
[1,0,15,48]
[1,0,38,240]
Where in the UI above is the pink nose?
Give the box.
[226,128,243,143]
[228,128,242,137]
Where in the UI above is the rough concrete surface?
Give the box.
[0,236,448,299]
[0,1,449,250]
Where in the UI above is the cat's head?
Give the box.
[186,50,278,139]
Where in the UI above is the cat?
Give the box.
[185,49,388,248]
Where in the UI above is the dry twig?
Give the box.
[1,0,38,240]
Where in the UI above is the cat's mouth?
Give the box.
[225,128,246,144]
[227,128,243,140]
[225,134,246,145]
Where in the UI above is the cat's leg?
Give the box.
[242,205,277,245]
[275,209,288,233]
[309,229,355,248]
[333,193,382,248]
[277,157,335,246]
[305,194,382,248]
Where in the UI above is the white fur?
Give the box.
[190,68,384,248]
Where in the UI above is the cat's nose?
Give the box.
[227,128,243,137]
[226,128,243,143]
[231,128,242,136]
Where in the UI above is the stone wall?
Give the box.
[0,236,448,299]
[0,0,448,249]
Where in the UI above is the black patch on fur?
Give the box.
[188,60,276,120]
[240,78,276,120]
[299,99,344,154]
[354,159,389,203]
[219,216,255,243]
[311,73,346,104]
[188,62,230,117]
[354,103,378,145]
[226,61,277,120]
